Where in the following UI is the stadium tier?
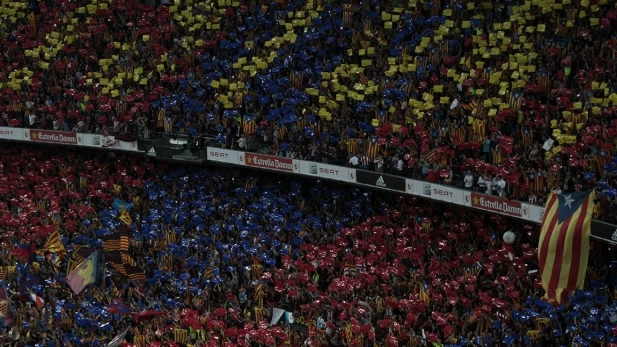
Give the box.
[1,0,617,213]
[0,143,612,346]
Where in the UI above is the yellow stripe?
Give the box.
[540,192,594,301]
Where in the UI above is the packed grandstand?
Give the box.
[1,0,617,346]
[0,144,611,347]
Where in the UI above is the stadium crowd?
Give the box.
[3,0,617,211]
[0,144,614,347]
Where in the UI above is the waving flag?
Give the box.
[105,251,146,282]
[0,283,13,323]
[106,327,129,347]
[102,227,130,252]
[66,251,100,295]
[30,292,44,308]
[109,299,132,315]
[36,230,66,258]
[539,191,595,303]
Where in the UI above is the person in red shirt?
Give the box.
[426,166,440,183]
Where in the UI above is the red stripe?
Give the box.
[546,207,573,297]
[538,195,559,272]
[565,198,590,292]
[548,198,587,298]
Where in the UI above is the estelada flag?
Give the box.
[36,230,66,259]
[538,190,595,303]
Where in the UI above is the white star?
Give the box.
[563,195,574,209]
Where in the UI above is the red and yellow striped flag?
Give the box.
[36,230,66,258]
[242,115,256,135]
[539,190,595,303]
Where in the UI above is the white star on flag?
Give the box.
[563,195,574,209]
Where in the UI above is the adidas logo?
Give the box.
[148,147,157,157]
[612,230,617,242]
[375,176,386,188]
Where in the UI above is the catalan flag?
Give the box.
[538,70,550,96]
[36,230,66,258]
[472,119,487,140]
[242,114,256,135]
[359,72,369,85]
[158,252,174,271]
[508,89,523,111]
[345,138,360,155]
[165,230,177,244]
[491,147,504,165]
[342,4,353,28]
[595,151,612,174]
[184,51,196,68]
[539,191,595,303]
[377,110,388,125]
[421,148,438,165]
[133,334,146,347]
[102,228,130,252]
[289,71,304,90]
[400,81,413,96]
[27,13,36,30]
[72,246,95,264]
[157,109,166,128]
[0,266,15,280]
[106,251,146,283]
[174,328,189,344]
[521,128,534,147]
[366,136,381,161]
[244,177,257,192]
[164,114,173,134]
[36,201,46,213]
[66,251,100,295]
[419,284,430,305]
[461,100,478,113]
[276,125,288,141]
[450,126,467,143]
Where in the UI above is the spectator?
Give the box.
[238,134,247,150]
[464,171,475,190]
[374,154,384,173]
[349,152,359,167]
[359,152,369,170]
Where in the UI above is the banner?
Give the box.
[467,193,525,218]
[295,161,351,182]
[240,152,294,172]
[588,220,617,245]
[527,205,544,224]
[207,148,240,165]
[0,127,25,141]
[414,183,464,204]
[355,170,406,192]
[27,129,79,145]
[82,134,138,151]
[0,139,606,242]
